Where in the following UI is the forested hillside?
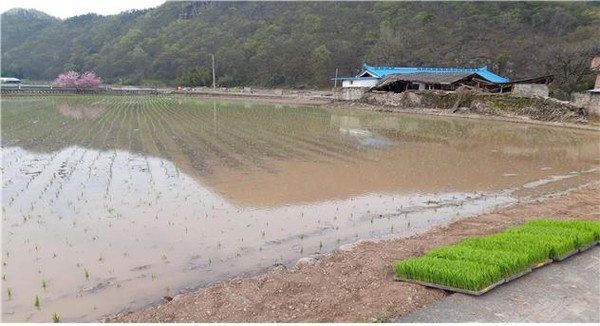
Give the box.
[2,1,599,96]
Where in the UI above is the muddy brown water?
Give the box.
[1,96,599,322]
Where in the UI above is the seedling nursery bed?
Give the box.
[392,218,600,296]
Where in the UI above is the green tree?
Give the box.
[309,45,332,87]
[177,67,212,87]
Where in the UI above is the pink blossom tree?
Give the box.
[77,71,103,88]
[53,71,103,88]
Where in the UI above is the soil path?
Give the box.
[109,184,600,323]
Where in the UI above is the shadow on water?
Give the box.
[1,96,598,322]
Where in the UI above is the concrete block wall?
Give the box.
[512,84,549,98]
[572,92,600,118]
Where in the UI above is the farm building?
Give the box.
[0,77,21,84]
[572,56,600,117]
[333,64,509,90]
[333,63,553,99]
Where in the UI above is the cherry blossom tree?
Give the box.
[53,71,103,88]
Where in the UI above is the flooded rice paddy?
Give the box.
[2,96,599,322]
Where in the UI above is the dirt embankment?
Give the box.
[348,90,599,128]
[108,184,600,323]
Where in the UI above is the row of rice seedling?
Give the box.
[392,219,600,293]
[392,257,503,292]
[426,246,531,278]
[504,226,595,255]
[525,219,600,241]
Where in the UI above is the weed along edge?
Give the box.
[392,218,600,296]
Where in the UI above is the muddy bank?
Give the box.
[108,184,600,323]
[178,90,600,130]
[330,91,600,130]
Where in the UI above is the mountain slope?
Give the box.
[1,1,598,95]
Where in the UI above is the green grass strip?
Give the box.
[426,246,531,277]
[392,257,503,292]
[525,219,600,241]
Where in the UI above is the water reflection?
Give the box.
[1,96,599,322]
[58,102,107,120]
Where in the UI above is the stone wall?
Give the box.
[359,91,589,123]
[512,84,549,98]
[572,92,600,118]
[337,88,366,101]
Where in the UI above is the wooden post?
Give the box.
[334,68,338,90]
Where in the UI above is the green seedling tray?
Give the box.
[392,219,600,296]
[503,268,532,283]
[554,248,580,262]
[578,241,599,253]
[394,276,506,296]
[553,241,597,261]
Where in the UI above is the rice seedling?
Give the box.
[525,219,600,240]
[426,246,531,277]
[84,268,90,280]
[42,279,47,290]
[393,218,599,293]
[52,312,60,323]
[7,288,12,300]
[34,295,40,308]
[459,234,551,263]
[503,226,592,257]
[393,257,503,292]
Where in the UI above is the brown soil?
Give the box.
[108,184,600,323]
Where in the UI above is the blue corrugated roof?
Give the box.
[360,64,509,83]
[330,77,379,81]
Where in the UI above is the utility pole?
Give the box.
[211,54,216,89]
[334,68,338,90]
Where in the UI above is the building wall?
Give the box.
[337,88,365,100]
[572,92,600,118]
[512,84,549,97]
[342,79,378,88]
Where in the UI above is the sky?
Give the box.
[0,0,166,19]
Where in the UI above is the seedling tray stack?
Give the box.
[392,218,600,295]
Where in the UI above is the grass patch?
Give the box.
[392,219,599,293]
[369,313,391,323]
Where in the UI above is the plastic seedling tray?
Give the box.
[503,268,532,282]
[531,259,552,270]
[554,249,579,262]
[578,241,599,253]
[394,276,506,296]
